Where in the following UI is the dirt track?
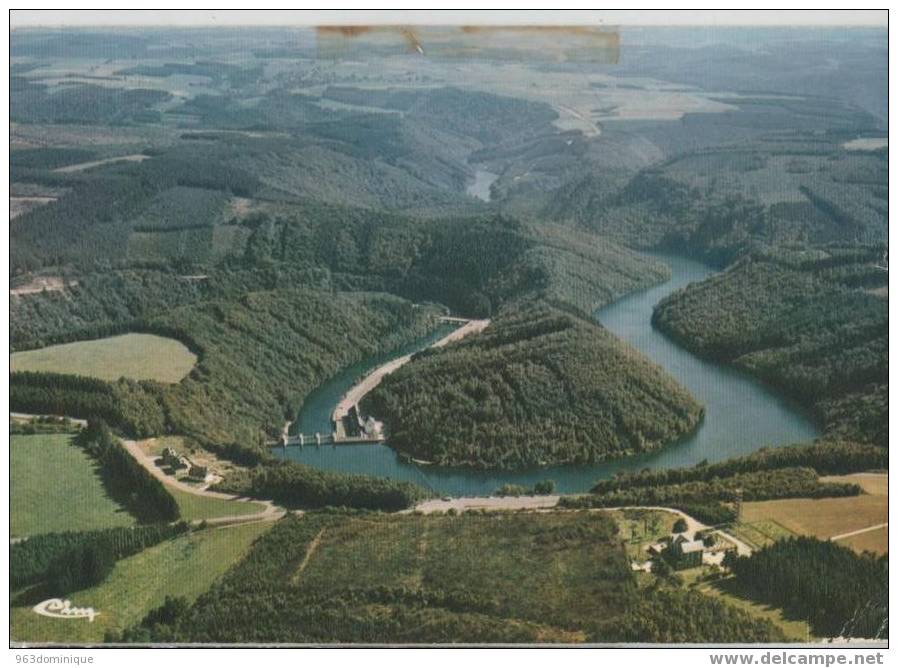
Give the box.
[121,439,285,526]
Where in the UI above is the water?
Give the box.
[274,253,820,495]
[466,169,499,202]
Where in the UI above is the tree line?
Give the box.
[11,523,188,593]
[591,441,887,495]
[75,421,180,523]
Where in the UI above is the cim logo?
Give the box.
[33,598,98,623]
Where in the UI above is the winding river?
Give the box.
[273,253,820,495]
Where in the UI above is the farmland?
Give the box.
[11,333,197,383]
[741,474,887,554]
[11,433,136,537]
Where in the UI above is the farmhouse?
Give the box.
[667,534,704,570]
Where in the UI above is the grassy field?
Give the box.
[10,521,273,644]
[11,433,136,537]
[741,474,887,554]
[726,520,796,551]
[11,333,197,383]
[167,487,267,522]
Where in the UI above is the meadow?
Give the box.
[11,433,135,537]
[11,333,197,383]
[10,521,273,644]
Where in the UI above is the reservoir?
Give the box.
[274,254,820,495]
[466,169,499,202]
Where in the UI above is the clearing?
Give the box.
[11,433,136,537]
[10,196,57,220]
[740,474,887,554]
[11,333,197,383]
[10,276,77,296]
[10,521,273,644]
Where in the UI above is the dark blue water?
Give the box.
[273,254,820,495]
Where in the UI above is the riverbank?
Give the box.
[331,318,490,432]
[275,253,820,495]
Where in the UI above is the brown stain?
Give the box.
[316,25,619,61]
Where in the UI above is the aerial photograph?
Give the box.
[7,9,889,649]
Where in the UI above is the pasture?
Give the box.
[11,433,135,537]
[11,333,197,383]
[10,521,273,644]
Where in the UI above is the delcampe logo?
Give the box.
[33,598,98,622]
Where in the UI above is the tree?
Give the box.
[672,518,688,534]
[652,557,671,577]
[533,480,555,495]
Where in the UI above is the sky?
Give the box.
[9,10,889,28]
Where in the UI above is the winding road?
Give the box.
[121,439,286,526]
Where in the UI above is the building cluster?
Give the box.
[648,530,735,570]
[160,447,209,480]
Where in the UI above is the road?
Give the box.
[332,318,490,426]
[411,495,753,555]
[830,523,888,542]
[121,439,285,527]
[10,411,87,427]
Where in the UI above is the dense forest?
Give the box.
[653,247,888,447]
[363,301,703,468]
[115,511,783,644]
[213,460,427,511]
[728,537,888,638]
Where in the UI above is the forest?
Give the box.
[8,24,889,645]
[728,537,888,638]
[653,248,888,447]
[590,441,888,495]
[114,511,783,644]
[213,460,427,511]
[363,300,703,468]
[562,467,860,522]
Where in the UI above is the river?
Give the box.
[273,253,820,495]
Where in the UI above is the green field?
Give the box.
[727,520,797,550]
[10,521,273,644]
[11,333,197,383]
[167,487,267,522]
[11,433,136,537]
